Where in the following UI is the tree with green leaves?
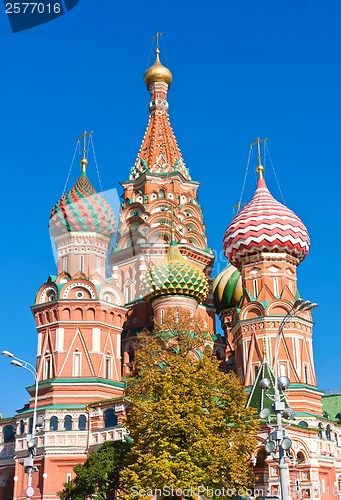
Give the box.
[58,440,130,500]
[120,310,257,500]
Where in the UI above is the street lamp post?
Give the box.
[259,299,317,500]
[2,350,38,500]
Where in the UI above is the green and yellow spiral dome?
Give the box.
[141,241,209,304]
[213,264,243,312]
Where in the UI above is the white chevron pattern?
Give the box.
[224,178,310,268]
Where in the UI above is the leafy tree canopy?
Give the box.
[120,310,257,500]
[58,440,130,500]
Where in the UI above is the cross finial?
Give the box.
[153,32,164,53]
[250,137,267,179]
[76,131,93,173]
[232,201,245,213]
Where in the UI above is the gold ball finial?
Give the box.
[256,164,264,179]
[144,48,173,87]
[80,157,88,173]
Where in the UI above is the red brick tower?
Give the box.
[110,46,215,371]
[220,151,322,415]
[11,148,127,500]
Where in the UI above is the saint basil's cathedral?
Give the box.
[0,45,340,500]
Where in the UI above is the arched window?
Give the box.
[103,408,118,428]
[50,416,58,431]
[158,189,166,199]
[78,415,87,431]
[19,420,25,435]
[3,425,15,443]
[297,451,305,464]
[28,417,33,434]
[255,448,267,467]
[298,420,308,428]
[326,424,331,441]
[64,415,72,431]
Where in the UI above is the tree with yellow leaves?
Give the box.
[120,310,257,500]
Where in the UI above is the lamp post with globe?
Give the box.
[2,350,39,500]
[259,299,318,500]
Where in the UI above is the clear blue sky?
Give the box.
[1,0,340,417]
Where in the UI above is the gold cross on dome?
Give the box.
[250,137,267,176]
[153,32,164,51]
[76,130,93,160]
[232,201,245,213]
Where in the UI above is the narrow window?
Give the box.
[73,352,81,377]
[50,416,58,431]
[273,277,279,296]
[280,363,287,377]
[44,355,52,379]
[125,283,132,303]
[80,255,84,273]
[158,189,166,199]
[20,420,25,434]
[63,256,67,272]
[78,415,87,431]
[304,365,309,384]
[160,309,164,324]
[288,279,293,292]
[105,357,111,379]
[66,473,72,483]
[253,279,258,297]
[254,365,259,380]
[97,257,101,274]
[64,415,72,431]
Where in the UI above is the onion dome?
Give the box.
[223,167,310,269]
[49,159,115,239]
[213,264,242,312]
[141,238,209,303]
[144,48,173,87]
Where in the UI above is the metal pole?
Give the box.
[2,353,38,500]
[274,379,290,500]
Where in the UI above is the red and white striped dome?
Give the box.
[223,177,310,269]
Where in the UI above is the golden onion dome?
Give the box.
[144,49,173,87]
[141,240,208,303]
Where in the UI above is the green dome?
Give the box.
[141,241,209,304]
[213,264,242,312]
[49,168,115,239]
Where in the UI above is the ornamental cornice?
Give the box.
[233,319,312,334]
[55,232,110,247]
[241,252,300,266]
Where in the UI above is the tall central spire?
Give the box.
[129,43,190,181]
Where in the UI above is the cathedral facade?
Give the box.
[0,48,340,500]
